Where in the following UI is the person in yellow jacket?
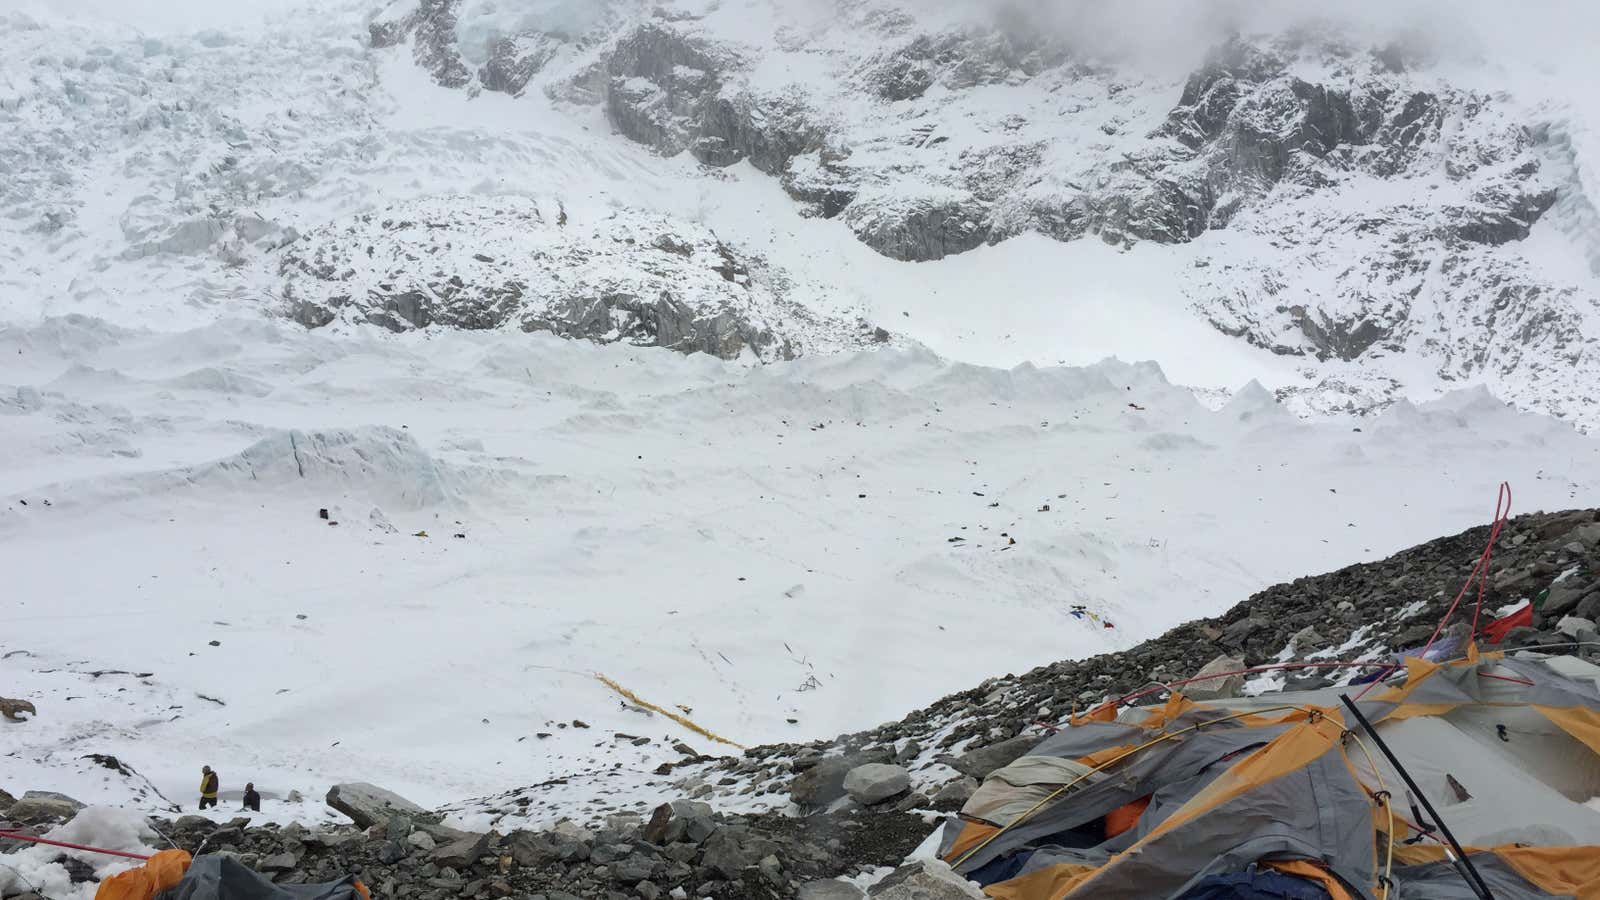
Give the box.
[199,765,219,809]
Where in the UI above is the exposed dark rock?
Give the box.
[6,791,84,825]
[950,734,1034,780]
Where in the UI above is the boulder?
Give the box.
[843,764,910,805]
[642,802,674,844]
[699,829,759,879]
[430,831,489,869]
[611,854,657,883]
[1575,591,1600,622]
[931,777,979,809]
[0,696,36,722]
[406,829,437,852]
[1557,616,1598,640]
[1183,654,1246,701]
[376,841,407,864]
[1289,626,1330,653]
[550,818,595,845]
[7,792,85,825]
[1544,580,1598,619]
[790,757,853,809]
[258,852,299,872]
[325,783,427,829]
[951,735,1036,780]
[868,860,986,898]
[1220,617,1266,648]
[0,787,15,810]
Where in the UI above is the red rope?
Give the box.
[1432,481,1512,649]
[1354,482,1512,701]
[0,830,151,860]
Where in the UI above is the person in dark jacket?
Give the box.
[242,783,261,812]
[199,766,219,809]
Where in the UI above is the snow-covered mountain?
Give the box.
[373,0,1600,424]
[5,0,1599,423]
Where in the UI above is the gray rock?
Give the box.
[790,757,854,809]
[406,829,437,852]
[699,829,756,879]
[668,800,712,819]
[951,734,1036,779]
[799,882,867,900]
[300,831,352,850]
[1220,617,1266,648]
[1562,541,1586,556]
[1184,654,1247,701]
[1289,626,1330,652]
[844,194,990,262]
[376,840,408,865]
[757,853,784,887]
[1571,523,1600,546]
[7,792,84,825]
[1542,580,1594,619]
[175,814,212,830]
[430,831,489,869]
[611,854,656,883]
[1575,591,1600,622]
[551,818,596,845]
[868,860,986,898]
[1558,616,1598,639]
[931,777,979,808]
[592,843,634,865]
[259,852,299,872]
[325,783,427,829]
[843,764,910,805]
[636,881,663,900]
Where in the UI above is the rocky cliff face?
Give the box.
[272,196,886,360]
[369,0,1600,425]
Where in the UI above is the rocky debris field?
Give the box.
[4,509,1595,899]
[0,782,939,900]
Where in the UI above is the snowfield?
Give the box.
[3,315,1596,831]
[1,0,1599,870]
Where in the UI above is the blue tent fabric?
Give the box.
[1174,866,1334,900]
[158,854,365,900]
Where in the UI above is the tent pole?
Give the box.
[1339,695,1494,900]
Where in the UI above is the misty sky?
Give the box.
[3,0,1596,83]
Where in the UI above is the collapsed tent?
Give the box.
[937,648,1600,899]
[96,850,369,900]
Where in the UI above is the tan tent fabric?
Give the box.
[962,756,1101,827]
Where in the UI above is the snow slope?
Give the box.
[3,315,1595,828]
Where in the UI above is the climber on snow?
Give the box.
[199,765,219,810]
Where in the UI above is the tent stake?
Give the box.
[1339,695,1494,900]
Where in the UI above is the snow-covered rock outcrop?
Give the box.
[271,196,885,359]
